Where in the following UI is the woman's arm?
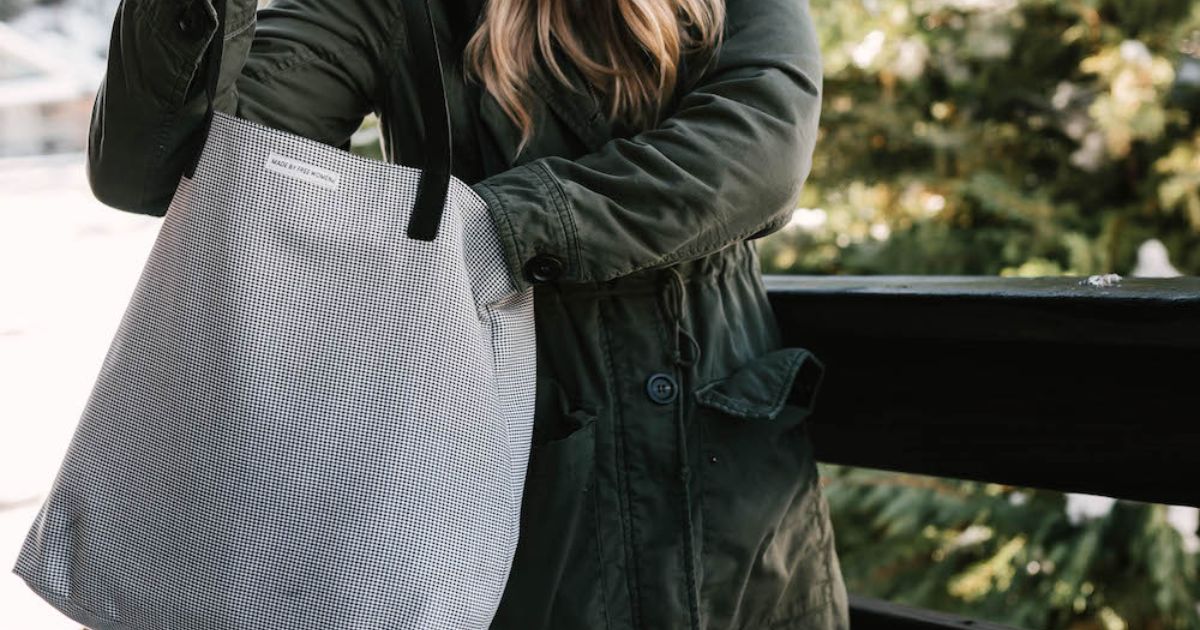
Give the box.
[87,0,401,216]
[470,0,823,289]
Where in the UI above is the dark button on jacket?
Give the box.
[523,253,565,284]
[84,0,848,628]
[645,372,679,405]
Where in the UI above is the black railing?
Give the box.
[765,275,1200,629]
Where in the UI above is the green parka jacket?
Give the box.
[87,0,849,627]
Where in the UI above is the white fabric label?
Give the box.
[264,151,341,190]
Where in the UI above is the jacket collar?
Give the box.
[474,41,614,165]
[527,56,612,151]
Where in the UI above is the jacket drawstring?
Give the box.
[658,265,702,630]
[661,266,701,368]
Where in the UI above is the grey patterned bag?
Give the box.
[12,0,536,628]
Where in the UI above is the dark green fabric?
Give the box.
[88,1,849,627]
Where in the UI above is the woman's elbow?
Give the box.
[84,100,194,217]
[86,144,170,217]
[757,90,821,220]
[735,59,822,216]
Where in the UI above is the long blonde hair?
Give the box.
[463,0,725,153]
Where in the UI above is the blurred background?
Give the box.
[1,0,1197,628]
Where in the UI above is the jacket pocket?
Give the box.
[693,347,841,629]
[492,387,605,629]
[693,347,825,421]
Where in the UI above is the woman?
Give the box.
[88,0,847,627]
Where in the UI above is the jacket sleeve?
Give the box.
[87,0,401,216]
[470,0,823,290]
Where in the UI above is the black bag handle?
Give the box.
[399,0,453,241]
[183,0,453,242]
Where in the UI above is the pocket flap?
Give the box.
[693,347,825,421]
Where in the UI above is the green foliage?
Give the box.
[350,113,385,161]
[759,0,1200,276]
[777,3,1200,625]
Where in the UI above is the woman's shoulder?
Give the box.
[256,0,406,48]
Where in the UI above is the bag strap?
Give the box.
[400,0,453,241]
[182,0,454,243]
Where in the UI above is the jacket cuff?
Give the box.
[471,160,581,291]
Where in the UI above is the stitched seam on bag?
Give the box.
[30,583,136,630]
[481,301,521,532]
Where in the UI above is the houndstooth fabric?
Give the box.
[12,111,536,630]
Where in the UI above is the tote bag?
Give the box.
[12,0,536,628]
